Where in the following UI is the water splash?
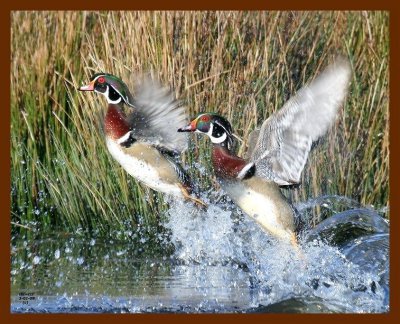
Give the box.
[11,194,389,313]
[164,195,389,313]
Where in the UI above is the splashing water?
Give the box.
[11,195,389,313]
[164,195,389,313]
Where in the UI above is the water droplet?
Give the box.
[54,249,60,259]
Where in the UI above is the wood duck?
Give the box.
[178,59,351,245]
[78,73,205,207]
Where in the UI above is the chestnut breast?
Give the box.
[211,146,247,179]
[104,104,131,140]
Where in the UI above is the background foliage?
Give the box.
[11,11,389,236]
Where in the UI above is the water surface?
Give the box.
[11,195,389,313]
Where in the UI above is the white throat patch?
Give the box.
[101,85,122,104]
[207,123,227,144]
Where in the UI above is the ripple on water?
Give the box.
[11,195,389,313]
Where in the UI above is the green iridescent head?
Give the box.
[78,73,135,107]
[178,112,234,147]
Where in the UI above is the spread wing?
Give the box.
[244,128,260,159]
[127,78,189,154]
[250,59,351,185]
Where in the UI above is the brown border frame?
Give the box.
[3,1,398,323]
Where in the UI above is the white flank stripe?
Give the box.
[237,162,254,180]
[116,131,132,144]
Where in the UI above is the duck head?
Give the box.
[178,113,234,149]
[78,73,135,108]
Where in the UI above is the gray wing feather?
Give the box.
[128,78,188,154]
[250,59,351,185]
[244,128,260,159]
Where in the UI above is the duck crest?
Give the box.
[211,145,248,179]
[104,104,131,140]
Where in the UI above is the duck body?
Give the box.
[79,74,203,206]
[105,137,186,197]
[212,145,295,241]
[103,103,189,197]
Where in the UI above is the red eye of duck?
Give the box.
[98,76,106,84]
[201,115,210,122]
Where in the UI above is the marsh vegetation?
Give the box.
[11,11,389,237]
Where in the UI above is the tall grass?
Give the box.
[11,11,389,236]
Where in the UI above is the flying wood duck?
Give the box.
[178,59,351,245]
[78,73,205,207]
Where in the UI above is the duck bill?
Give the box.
[178,120,197,132]
[78,81,95,91]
